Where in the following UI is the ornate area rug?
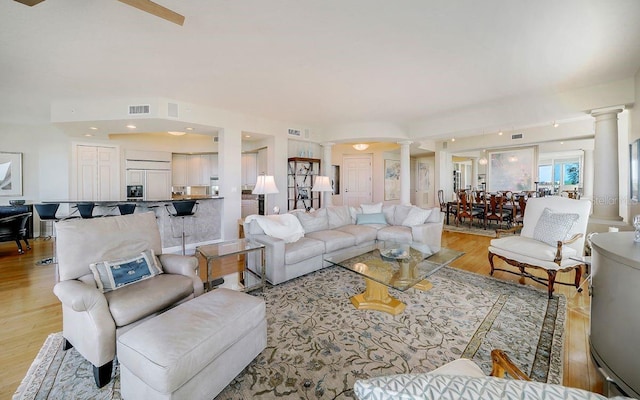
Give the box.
[14,266,565,400]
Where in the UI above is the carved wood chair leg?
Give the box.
[518,265,526,285]
[488,252,496,275]
[574,265,583,292]
[546,270,557,299]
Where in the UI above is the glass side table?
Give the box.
[196,239,266,292]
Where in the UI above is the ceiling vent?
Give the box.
[442,141,448,149]
[512,133,523,140]
[128,104,150,115]
[168,103,179,118]
[213,136,219,142]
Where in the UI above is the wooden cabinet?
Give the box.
[288,157,321,211]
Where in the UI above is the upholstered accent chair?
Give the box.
[53,212,203,388]
[488,196,591,298]
[354,350,626,400]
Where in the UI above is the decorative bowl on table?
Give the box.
[9,200,25,206]
[380,248,410,261]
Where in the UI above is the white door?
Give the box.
[343,155,372,207]
[146,170,171,200]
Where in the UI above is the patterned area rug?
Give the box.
[14,266,565,400]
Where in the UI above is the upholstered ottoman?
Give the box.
[117,288,267,400]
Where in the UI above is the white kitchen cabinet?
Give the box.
[75,144,120,201]
[127,169,145,186]
[242,153,258,186]
[172,154,188,187]
[173,153,216,187]
[146,170,172,200]
[257,148,267,176]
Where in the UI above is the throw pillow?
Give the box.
[327,205,351,228]
[532,207,579,247]
[90,249,163,293]
[356,212,388,225]
[361,202,383,214]
[425,207,441,223]
[402,207,433,227]
[295,208,330,233]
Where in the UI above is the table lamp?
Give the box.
[312,175,333,208]
[253,175,279,214]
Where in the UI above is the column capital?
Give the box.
[397,140,413,146]
[320,142,335,147]
[591,107,624,118]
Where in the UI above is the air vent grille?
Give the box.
[442,141,448,149]
[512,133,523,140]
[213,136,219,142]
[128,104,150,115]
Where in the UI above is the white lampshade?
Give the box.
[312,176,333,192]
[252,175,279,194]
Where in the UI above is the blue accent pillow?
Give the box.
[89,249,163,293]
[356,212,388,225]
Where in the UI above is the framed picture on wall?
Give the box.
[384,159,401,200]
[486,147,536,192]
[0,152,23,196]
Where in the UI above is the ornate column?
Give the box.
[591,109,623,221]
[398,141,412,205]
[321,142,334,207]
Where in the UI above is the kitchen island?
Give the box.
[45,197,223,254]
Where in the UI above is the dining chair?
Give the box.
[456,190,481,228]
[485,194,510,229]
[472,190,488,229]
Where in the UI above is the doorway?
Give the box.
[342,155,372,207]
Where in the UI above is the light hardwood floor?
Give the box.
[0,232,603,398]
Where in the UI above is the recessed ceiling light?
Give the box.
[84,133,93,137]
[245,135,251,138]
[89,126,98,130]
[451,138,455,142]
[498,131,503,136]
[126,124,136,129]
[185,127,194,131]
[553,122,559,128]
[168,131,186,136]
[560,141,564,145]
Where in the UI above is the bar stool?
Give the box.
[75,202,96,219]
[34,203,60,239]
[117,203,137,215]
[165,200,197,255]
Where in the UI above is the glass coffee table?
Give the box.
[326,241,464,315]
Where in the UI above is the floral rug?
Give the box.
[14,266,565,400]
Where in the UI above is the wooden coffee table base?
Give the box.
[413,279,433,291]
[351,277,406,315]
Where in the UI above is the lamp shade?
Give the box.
[312,176,333,192]
[252,175,279,194]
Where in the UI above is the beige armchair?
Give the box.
[354,350,626,399]
[488,196,591,298]
[53,212,203,388]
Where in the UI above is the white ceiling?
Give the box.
[1,0,640,137]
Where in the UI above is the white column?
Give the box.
[321,142,334,207]
[582,149,594,202]
[591,109,623,221]
[398,141,412,205]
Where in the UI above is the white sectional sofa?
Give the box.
[244,204,444,285]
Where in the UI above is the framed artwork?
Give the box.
[487,147,536,192]
[384,159,400,200]
[0,152,23,196]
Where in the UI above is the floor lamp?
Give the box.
[253,175,279,215]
